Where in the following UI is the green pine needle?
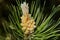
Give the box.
[1,0,60,40]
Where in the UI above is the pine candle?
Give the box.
[21,2,36,35]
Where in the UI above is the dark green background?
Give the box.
[0,0,60,40]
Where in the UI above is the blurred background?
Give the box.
[0,0,60,40]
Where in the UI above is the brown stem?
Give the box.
[24,34,29,40]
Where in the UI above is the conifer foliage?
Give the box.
[2,0,60,40]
